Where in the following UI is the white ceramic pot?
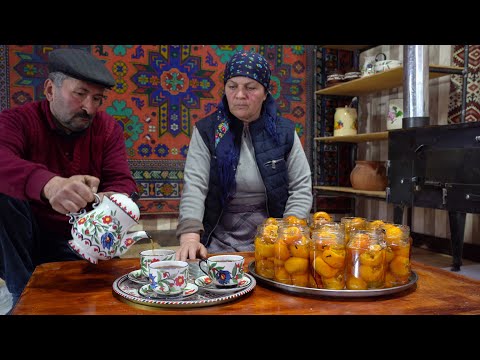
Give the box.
[334,107,358,136]
[375,60,402,73]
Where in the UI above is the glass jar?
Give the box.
[382,223,411,287]
[273,224,311,287]
[309,211,333,233]
[346,229,387,290]
[254,222,282,279]
[341,216,367,244]
[311,225,346,289]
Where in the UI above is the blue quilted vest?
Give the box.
[195,96,295,246]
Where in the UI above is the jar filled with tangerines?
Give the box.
[345,229,387,290]
[382,223,412,287]
[309,211,333,232]
[310,223,346,289]
[341,216,367,244]
[273,223,313,288]
[254,218,284,279]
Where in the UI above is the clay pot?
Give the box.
[350,161,387,191]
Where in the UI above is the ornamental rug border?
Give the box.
[448,45,480,124]
[2,45,310,215]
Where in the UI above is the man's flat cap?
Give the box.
[48,48,115,88]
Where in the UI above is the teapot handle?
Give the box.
[375,52,387,61]
[67,193,101,223]
[92,193,101,208]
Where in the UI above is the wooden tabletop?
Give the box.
[11,251,480,315]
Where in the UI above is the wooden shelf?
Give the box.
[316,65,462,96]
[314,186,386,199]
[320,45,375,51]
[314,131,388,143]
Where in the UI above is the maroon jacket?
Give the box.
[0,99,137,237]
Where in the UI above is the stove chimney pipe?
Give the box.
[403,45,430,128]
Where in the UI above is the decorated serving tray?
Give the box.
[248,261,417,298]
[113,263,256,309]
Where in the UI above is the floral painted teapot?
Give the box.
[67,193,149,264]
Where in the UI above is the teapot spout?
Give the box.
[115,230,150,257]
[126,230,150,244]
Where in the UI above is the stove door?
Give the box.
[445,183,480,213]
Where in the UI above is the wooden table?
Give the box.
[11,251,480,315]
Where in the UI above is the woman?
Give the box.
[176,51,312,261]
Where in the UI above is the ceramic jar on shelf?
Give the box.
[334,106,357,136]
[387,98,404,130]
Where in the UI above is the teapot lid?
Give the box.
[109,193,140,222]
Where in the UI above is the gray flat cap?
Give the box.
[48,48,115,88]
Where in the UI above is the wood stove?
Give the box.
[387,121,480,270]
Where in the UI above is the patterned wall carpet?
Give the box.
[448,45,480,123]
[0,45,312,216]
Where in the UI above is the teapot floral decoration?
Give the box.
[67,193,149,264]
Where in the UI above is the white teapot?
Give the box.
[67,193,149,264]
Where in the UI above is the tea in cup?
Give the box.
[140,249,176,278]
[148,260,189,296]
[199,255,244,287]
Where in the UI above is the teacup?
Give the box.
[140,249,176,278]
[148,260,189,296]
[199,255,244,287]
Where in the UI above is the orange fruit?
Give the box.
[289,240,309,259]
[359,249,384,266]
[366,219,385,230]
[393,245,410,258]
[308,273,319,288]
[359,265,384,283]
[282,226,303,245]
[313,211,332,222]
[346,275,368,290]
[291,272,309,287]
[274,266,292,284]
[389,256,410,277]
[322,274,345,290]
[264,217,280,225]
[385,226,403,244]
[385,246,395,263]
[255,241,275,258]
[384,271,397,288]
[322,247,346,269]
[313,256,339,278]
[284,215,307,226]
[284,257,309,274]
[255,259,275,279]
[262,224,279,243]
[348,233,371,250]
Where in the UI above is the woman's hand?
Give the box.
[176,232,208,261]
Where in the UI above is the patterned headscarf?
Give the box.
[224,51,271,90]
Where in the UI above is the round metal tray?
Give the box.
[248,261,417,298]
[113,265,256,309]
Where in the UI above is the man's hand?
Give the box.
[42,175,100,214]
[176,233,208,261]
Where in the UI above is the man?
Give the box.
[0,48,138,308]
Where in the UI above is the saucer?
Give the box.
[194,275,251,294]
[139,283,198,299]
[127,269,149,285]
